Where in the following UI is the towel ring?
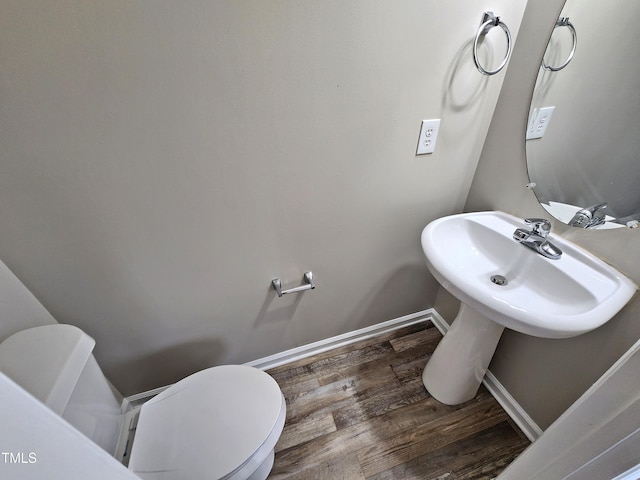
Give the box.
[542,17,577,72]
[473,11,512,76]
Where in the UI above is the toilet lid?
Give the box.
[128,365,285,480]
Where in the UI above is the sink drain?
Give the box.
[490,274,507,286]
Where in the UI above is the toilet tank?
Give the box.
[0,324,124,454]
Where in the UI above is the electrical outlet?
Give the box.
[416,119,441,155]
[526,106,555,140]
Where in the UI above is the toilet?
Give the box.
[0,324,286,480]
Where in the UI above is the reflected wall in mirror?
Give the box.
[526,0,640,229]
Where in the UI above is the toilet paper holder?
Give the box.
[272,272,315,297]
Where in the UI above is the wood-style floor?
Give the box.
[266,321,530,480]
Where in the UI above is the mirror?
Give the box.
[525,0,640,229]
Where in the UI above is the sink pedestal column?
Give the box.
[422,303,505,405]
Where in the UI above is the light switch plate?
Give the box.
[416,119,441,155]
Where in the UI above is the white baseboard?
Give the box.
[245,309,434,371]
[124,385,170,406]
[126,308,542,442]
[125,310,434,405]
[429,310,543,441]
[612,462,640,480]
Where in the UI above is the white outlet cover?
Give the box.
[416,119,441,155]
[526,106,555,140]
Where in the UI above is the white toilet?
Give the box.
[0,324,286,480]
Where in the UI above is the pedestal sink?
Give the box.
[421,211,637,405]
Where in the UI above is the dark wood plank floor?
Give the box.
[267,321,529,480]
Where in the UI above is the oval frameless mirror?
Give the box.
[525,0,640,229]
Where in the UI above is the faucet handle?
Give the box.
[525,217,551,237]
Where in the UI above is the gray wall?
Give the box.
[0,1,526,394]
[0,259,57,338]
[464,0,640,429]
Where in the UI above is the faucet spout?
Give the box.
[569,202,608,228]
[513,218,562,259]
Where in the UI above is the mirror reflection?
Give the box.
[525,0,640,229]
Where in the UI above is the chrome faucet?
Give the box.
[568,202,608,229]
[513,218,562,260]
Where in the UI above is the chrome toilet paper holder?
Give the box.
[272,272,315,297]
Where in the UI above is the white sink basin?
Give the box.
[420,211,637,405]
[422,211,636,338]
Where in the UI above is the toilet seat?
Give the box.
[128,365,286,480]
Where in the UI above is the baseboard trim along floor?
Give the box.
[245,310,433,371]
[126,310,433,406]
[128,308,543,441]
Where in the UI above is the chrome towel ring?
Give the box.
[473,11,512,76]
[542,17,577,72]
